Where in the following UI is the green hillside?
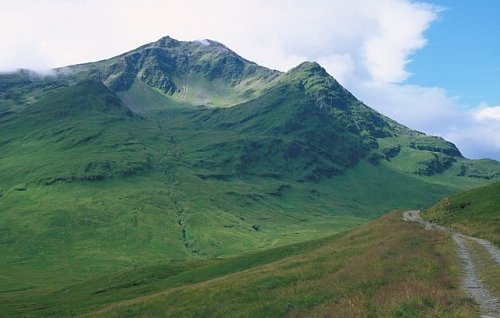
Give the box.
[0,36,499,299]
[0,212,476,317]
[422,182,500,246]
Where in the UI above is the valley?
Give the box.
[0,212,479,317]
[0,36,499,317]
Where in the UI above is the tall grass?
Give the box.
[58,212,476,318]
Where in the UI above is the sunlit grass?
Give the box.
[422,182,500,246]
[79,212,476,318]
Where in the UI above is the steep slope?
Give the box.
[422,182,500,246]
[0,36,499,293]
[65,36,281,111]
[175,62,379,181]
[0,36,279,113]
[0,80,147,184]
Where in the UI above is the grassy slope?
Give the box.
[0,38,497,317]
[422,182,500,246]
[0,212,476,317]
[1,78,498,293]
[0,158,458,293]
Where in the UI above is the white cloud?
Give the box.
[446,107,500,160]
[0,0,498,159]
[456,105,500,159]
[361,1,438,83]
[352,83,459,134]
[474,105,500,122]
[317,54,356,85]
[355,83,500,159]
[0,0,438,79]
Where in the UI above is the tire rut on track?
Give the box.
[403,210,499,318]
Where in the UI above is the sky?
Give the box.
[0,0,499,160]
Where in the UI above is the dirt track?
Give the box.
[403,210,499,318]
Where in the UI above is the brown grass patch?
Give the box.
[88,212,477,318]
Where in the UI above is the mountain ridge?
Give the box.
[1,35,497,186]
[0,35,499,294]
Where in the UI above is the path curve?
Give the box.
[403,210,499,318]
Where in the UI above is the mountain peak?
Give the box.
[281,60,355,110]
[285,61,337,85]
[146,36,232,55]
[154,35,180,48]
[70,35,280,107]
[291,61,325,73]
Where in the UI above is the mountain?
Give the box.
[0,36,499,293]
[0,36,279,112]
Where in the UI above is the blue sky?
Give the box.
[406,0,500,108]
[0,0,499,159]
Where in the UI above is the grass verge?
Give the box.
[463,238,500,299]
[422,182,500,247]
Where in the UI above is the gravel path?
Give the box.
[403,210,499,318]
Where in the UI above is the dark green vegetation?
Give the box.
[423,182,500,246]
[0,212,477,317]
[0,36,499,314]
